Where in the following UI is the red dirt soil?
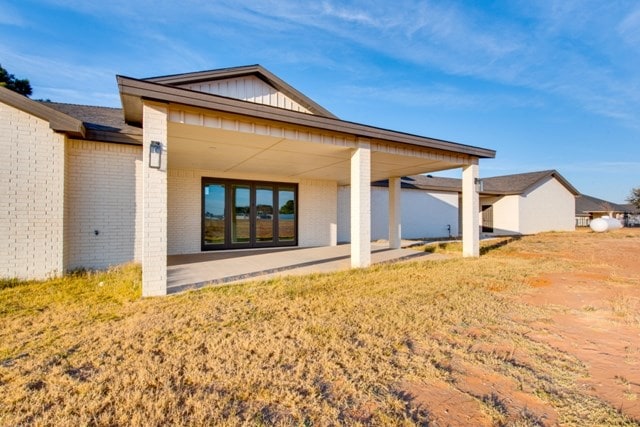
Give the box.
[521,233,640,422]
[404,229,640,425]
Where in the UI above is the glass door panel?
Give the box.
[203,179,297,250]
[278,188,296,241]
[256,186,274,242]
[232,185,251,244]
[203,183,226,245]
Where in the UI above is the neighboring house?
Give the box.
[476,170,578,236]
[0,65,495,296]
[338,176,461,241]
[339,170,578,240]
[575,194,640,227]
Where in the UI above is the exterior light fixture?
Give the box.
[149,141,162,169]
[474,177,484,192]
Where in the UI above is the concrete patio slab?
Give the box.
[167,241,450,294]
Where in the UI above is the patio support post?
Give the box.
[142,102,168,296]
[350,139,371,267]
[388,176,402,249]
[462,162,480,257]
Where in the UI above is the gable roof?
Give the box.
[481,170,580,196]
[373,170,579,196]
[0,86,85,137]
[575,194,635,215]
[117,73,495,159]
[41,102,142,145]
[143,64,337,119]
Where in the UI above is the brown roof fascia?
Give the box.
[547,170,580,196]
[143,65,338,119]
[512,170,580,196]
[84,130,142,146]
[372,169,579,197]
[480,170,580,196]
[0,86,85,137]
[117,75,496,159]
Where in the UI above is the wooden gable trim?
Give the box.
[0,86,85,137]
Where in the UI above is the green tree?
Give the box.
[627,187,640,209]
[279,199,295,214]
[0,64,32,97]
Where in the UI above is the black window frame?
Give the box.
[201,177,298,250]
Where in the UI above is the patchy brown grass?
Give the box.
[1,231,640,425]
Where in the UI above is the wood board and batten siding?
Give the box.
[178,76,313,114]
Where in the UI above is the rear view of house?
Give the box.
[0,65,496,295]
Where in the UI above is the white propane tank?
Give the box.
[590,218,608,232]
[590,216,623,232]
[605,217,623,230]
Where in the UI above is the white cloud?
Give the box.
[0,3,28,27]
[618,7,640,46]
[4,0,639,128]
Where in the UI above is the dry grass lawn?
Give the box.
[1,230,639,426]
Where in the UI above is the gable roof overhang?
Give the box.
[117,75,496,160]
[0,86,85,137]
[480,170,580,196]
[143,65,338,119]
[372,170,580,197]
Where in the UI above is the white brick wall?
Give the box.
[0,103,65,279]
[167,168,337,254]
[167,169,201,255]
[142,103,169,296]
[350,142,371,267]
[64,139,142,270]
[298,179,337,247]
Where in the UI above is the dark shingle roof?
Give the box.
[374,170,579,196]
[575,194,635,215]
[393,175,461,192]
[481,170,579,195]
[38,102,142,145]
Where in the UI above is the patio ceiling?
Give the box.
[168,122,463,184]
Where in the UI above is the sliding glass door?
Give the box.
[202,178,297,250]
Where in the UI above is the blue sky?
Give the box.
[2,0,638,203]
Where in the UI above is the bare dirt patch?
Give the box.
[519,229,640,421]
[401,229,640,426]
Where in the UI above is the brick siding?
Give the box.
[0,103,65,279]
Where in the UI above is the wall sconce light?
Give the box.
[149,141,162,169]
[475,177,484,192]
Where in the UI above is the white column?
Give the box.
[350,139,371,267]
[142,102,168,296]
[388,176,402,249]
[462,162,480,257]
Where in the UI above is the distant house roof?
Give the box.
[373,170,580,196]
[575,194,636,215]
[143,64,337,119]
[380,175,462,192]
[480,170,580,195]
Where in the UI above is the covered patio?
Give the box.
[167,242,450,294]
[117,66,495,296]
